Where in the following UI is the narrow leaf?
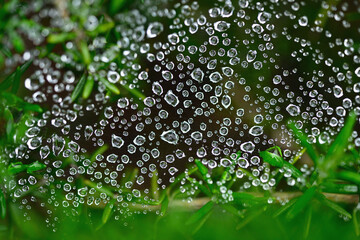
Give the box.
[322,111,357,173]
[47,32,76,44]
[8,162,27,175]
[102,198,116,224]
[259,149,284,168]
[99,77,120,95]
[273,198,297,217]
[316,193,352,219]
[288,123,319,165]
[286,186,317,220]
[186,201,214,225]
[0,188,6,219]
[195,159,208,176]
[160,195,169,215]
[71,73,87,102]
[26,161,46,174]
[82,75,94,99]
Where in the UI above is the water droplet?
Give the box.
[112,134,124,148]
[161,130,179,145]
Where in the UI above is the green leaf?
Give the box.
[259,147,284,167]
[195,159,208,176]
[260,146,302,178]
[232,192,267,205]
[80,41,91,66]
[321,111,357,175]
[186,201,214,225]
[320,181,358,194]
[151,170,159,201]
[10,31,25,53]
[337,171,360,185]
[0,60,32,92]
[273,198,297,217]
[99,77,120,95]
[26,161,46,174]
[21,102,43,113]
[102,198,116,225]
[109,0,128,15]
[288,123,319,165]
[304,206,312,240]
[8,162,27,175]
[0,188,6,219]
[12,60,33,94]
[82,75,94,99]
[316,193,352,219]
[353,207,360,236]
[160,195,169,215]
[286,186,317,220]
[71,73,87,102]
[4,108,14,141]
[47,32,76,44]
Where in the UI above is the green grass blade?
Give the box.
[151,170,159,201]
[337,171,360,185]
[195,159,208,176]
[0,188,6,219]
[79,41,91,66]
[259,148,284,167]
[82,75,94,99]
[26,161,46,174]
[102,198,116,225]
[316,193,352,219]
[186,201,214,225]
[321,111,357,175]
[232,192,267,205]
[273,198,297,217]
[0,60,32,91]
[288,123,319,165]
[160,195,169,215]
[99,77,120,95]
[286,186,317,220]
[353,207,360,236]
[12,60,33,94]
[47,32,76,44]
[71,73,87,102]
[304,206,312,240]
[320,181,358,194]
[8,162,27,175]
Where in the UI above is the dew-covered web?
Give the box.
[3,0,360,226]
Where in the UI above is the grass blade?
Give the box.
[0,60,32,91]
[0,188,6,219]
[273,198,297,217]
[288,123,319,165]
[321,111,357,175]
[353,206,360,236]
[99,77,120,95]
[195,159,208,176]
[337,171,360,185]
[160,195,169,215]
[82,75,94,99]
[286,186,317,220]
[259,147,284,167]
[102,198,116,225]
[186,201,214,226]
[316,193,352,219]
[304,206,312,239]
[71,73,87,102]
[26,161,46,174]
[47,32,76,44]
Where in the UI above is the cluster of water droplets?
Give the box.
[3,0,360,224]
